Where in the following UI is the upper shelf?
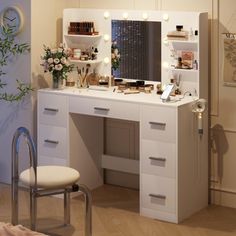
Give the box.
[169,40,198,51]
[170,68,199,73]
[64,34,102,46]
[69,58,102,66]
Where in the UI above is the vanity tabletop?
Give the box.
[38,87,197,107]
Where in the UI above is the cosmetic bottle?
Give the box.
[193,60,198,70]
[189,28,194,41]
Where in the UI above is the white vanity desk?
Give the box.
[37,87,208,223]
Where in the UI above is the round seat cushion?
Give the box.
[19,166,80,189]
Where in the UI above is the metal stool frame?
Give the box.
[11,127,92,236]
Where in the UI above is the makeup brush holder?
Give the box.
[78,76,88,88]
[77,64,91,88]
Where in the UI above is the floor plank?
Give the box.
[0,183,236,236]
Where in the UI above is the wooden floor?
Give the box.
[0,183,236,236]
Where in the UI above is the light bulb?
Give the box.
[104,11,110,19]
[163,37,169,46]
[123,12,129,20]
[163,13,169,21]
[104,57,110,64]
[142,12,148,20]
[162,61,169,69]
[104,34,110,42]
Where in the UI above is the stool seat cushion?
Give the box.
[19,166,80,189]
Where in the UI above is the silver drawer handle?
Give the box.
[94,107,110,112]
[44,108,59,112]
[44,139,59,144]
[149,121,166,126]
[149,157,166,162]
[149,194,166,200]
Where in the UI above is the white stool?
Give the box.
[11,127,92,236]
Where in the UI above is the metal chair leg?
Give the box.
[11,177,19,226]
[11,131,20,226]
[64,190,70,225]
[30,189,37,231]
[79,185,92,236]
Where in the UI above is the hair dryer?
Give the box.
[192,99,207,134]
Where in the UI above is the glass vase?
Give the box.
[52,75,63,89]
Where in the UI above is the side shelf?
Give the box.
[170,40,198,51]
[63,33,103,71]
[64,34,102,46]
[69,58,102,66]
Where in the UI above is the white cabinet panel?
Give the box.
[141,174,176,213]
[140,105,177,143]
[38,93,68,127]
[141,140,176,178]
[38,125,68,159]
[69,96,140,121]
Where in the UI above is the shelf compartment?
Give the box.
[64,34,102,45]
[170,68,198,73]
[170,41,198,51]
[69,58,102,66]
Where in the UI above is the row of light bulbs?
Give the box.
[103,11,169,21]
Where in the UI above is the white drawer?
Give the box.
[141,140,176,178]
[38,92,68,127]
[69,96,140,121]
[140,105,176,143]
[141,174,176,213]
[38,125,68,159]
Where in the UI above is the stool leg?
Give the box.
[79,185,92,236]
[11,140,19,226]
[11,177,19,225]
[30,189,37,230]
[64,190,70,225]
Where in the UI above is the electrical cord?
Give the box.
[178,91,192,100]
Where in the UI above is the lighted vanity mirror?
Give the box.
[111,20,161,82]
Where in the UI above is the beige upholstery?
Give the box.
[20,166,80,189]
[0,222,47,236]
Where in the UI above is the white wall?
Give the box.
[0,0,31,183]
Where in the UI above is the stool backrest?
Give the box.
[12,127,37,188]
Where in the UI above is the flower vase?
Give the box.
[111,69,115,80]
[52,76,63,89]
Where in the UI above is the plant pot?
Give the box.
[52,76,63,89]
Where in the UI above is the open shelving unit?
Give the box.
[64,34,102,46]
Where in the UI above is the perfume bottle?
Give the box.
[193,60,198,70]
[189,27,194,41]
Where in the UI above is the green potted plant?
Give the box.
[0,26,32,102]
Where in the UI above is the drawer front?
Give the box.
[69,96,140,121]
[140,105,176,143]
[141,174,176,213]
[38,125,68,159]
[141,140,176,178]
[38,92,68,127]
